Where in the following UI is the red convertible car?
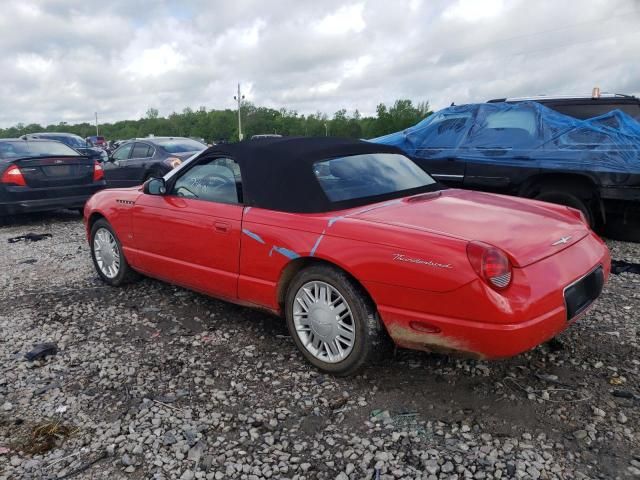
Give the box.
[84,137,610,375]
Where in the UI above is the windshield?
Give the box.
[313,153,436,202]
[157,138,207,153]
[0,140,81,159]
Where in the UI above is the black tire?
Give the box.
[534,191,594,227]
[90,218,140,286]
[284,264,385,376]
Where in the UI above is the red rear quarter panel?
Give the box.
[238,206,476,311]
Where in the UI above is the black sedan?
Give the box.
[104,137,206,188]
[21,132,108,163]
[0,139,106,217]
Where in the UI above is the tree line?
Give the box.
[0,99,431,143]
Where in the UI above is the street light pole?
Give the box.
[95,112,99,136]
[324,122,328,136]
[233,83,245,141]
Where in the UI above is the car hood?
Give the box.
[348,189,590,267]
[93,186,141,200]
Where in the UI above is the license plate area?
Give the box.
[564,266,604,320]
[44,165,72,176]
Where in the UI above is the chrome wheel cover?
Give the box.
[93,227,121,279]
[293,281,356,363]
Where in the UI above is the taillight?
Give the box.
[1,165,27,186]
[466,241,512,290]
[93,161,104,182]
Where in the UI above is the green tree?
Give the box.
[0,98,432,142]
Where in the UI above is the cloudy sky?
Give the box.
[1,0,639,127]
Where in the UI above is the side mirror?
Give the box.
[144,177,166,195]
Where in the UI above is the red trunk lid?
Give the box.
[350,189,590,267]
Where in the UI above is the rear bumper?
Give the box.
[0,182,105,216]
[379,303,571,359]
[0,189,104,216]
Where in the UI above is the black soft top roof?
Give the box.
[197,136,412,213]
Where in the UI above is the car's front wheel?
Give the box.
[90,218,140,286]
[285,264,385,376]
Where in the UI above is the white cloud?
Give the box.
[0,0,637,127]
[443,0,505,22]
[240,19,265,47]
[315,3,366,35]
[15,2,41,17]
[343,55,372,78]
[310,81,340,95]
[124,44,186,78]
[16,54,53,75]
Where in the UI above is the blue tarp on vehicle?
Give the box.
[371,101,640,174]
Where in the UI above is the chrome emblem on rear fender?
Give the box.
[552,236,572,246]
[392,253,452,269]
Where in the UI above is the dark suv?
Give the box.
[488,93,640,120]
[373,101,640,241]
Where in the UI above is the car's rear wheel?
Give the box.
[534,191,595,227]
[285,264,384,376]
[90,218,139,286]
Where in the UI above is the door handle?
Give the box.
[214,221,230,233]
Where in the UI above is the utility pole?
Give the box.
[233,83,245,141]
[324,122,328,136]
[95,112,99,136]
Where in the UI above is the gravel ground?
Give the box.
[0,211,639,480]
